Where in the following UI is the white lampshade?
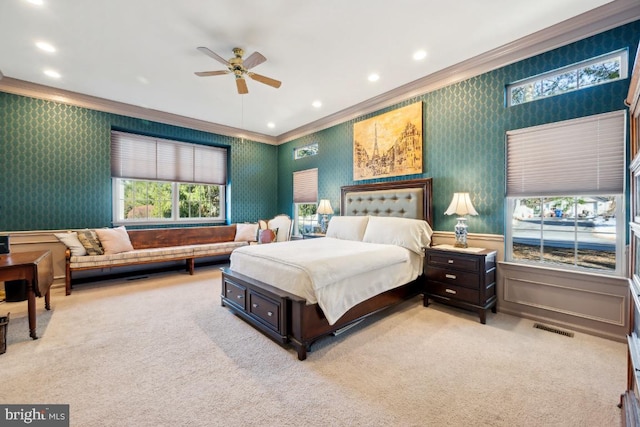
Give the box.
[317,199,334,215]
[444,193,478,216]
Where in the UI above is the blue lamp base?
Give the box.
[320,214,329,234]
[454,217,468,248]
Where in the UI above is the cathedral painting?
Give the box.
[353,102,423,180]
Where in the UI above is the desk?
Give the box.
[0,250,53,339]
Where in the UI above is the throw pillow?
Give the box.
[258,228,277,244]
[77,229,104,256]
[54,231,87,256]
[94,226,134,255]
[234,223,259,242]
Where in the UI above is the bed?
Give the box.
[220,178,433,360]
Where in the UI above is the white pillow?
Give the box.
[325,216,370,241]
[234,223,259,242]
[362,216,433,254]
[94,226,134,255]
[54,231,87,256]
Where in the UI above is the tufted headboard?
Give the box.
[340,178,433,227]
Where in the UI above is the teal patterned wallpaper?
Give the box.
[0,93,278,231]
[278,21,639,235]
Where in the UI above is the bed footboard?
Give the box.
[220,267,423,360]
[220,268,308,359]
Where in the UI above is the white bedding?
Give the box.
[229,237,423,325]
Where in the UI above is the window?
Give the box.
[505,111,626,275]
[111,131,227,224]
[294,142,318,159]
[507,49,628,106]
[293,168,319,235]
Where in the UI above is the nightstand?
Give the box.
[302,233,325,239]
[423,245,497,324]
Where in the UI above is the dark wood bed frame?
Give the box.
[220,178,433,360]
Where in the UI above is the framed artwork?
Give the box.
[353,102,423,180]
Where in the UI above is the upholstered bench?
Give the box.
[57,225,257,295]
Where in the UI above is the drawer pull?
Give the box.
[252,303,258,308]
[445,288,457,295]
[227,289,232,293]
[445,274,457,279]
[448,259,454,264]
[236,295,243,299]
[267,311,273,317]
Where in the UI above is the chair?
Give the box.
[261,214,293,242]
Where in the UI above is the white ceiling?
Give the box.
[0,0,634,144]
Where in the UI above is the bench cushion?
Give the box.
[69,242,248,269]
[191,241,248,256]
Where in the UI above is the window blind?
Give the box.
[111,131,227,185]
[293,168,318,203]
[506,110,625,197]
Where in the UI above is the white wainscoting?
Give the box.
[433,231,627,342]
[499,262,628,342]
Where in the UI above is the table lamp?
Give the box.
[317,199,334,234]
[444,192,478,248]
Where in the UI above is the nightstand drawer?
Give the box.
[427,252,479,272]
[249,292,280,331]
[427,281,480,305]
[426,267,480,289]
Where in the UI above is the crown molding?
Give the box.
[277,0,640,144]
[0,77,278,145]
[1,1,638,147]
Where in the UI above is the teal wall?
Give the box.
[277,21,640,235]
[0,94,278,231]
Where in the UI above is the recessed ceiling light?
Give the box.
[312,100,322,108]
[413,50,427,61]
[368,73,380,82]
[137,76,149,84]
[267,122,275,129]
[43,69,60,79]
[35,41,55,53]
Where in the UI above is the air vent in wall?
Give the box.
[533,323,574,337]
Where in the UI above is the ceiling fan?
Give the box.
[194,47,282,94]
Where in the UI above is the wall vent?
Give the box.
[533,323,574,337]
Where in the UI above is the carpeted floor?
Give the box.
[0,265,626,426]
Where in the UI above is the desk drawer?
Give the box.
[427,281,480,305]
[249,291,280,331]
[426,267,480,289]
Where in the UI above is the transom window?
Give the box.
[507,49,628,106]
[111,131,227,225]
[294,142,318,160]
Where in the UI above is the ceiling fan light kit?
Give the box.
[195,46,282,95]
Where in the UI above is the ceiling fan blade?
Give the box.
[236,78,248,94]
[194,70,230,77]
[248,72,282,89]
[243,52,267,70]
[197,47,229,66]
